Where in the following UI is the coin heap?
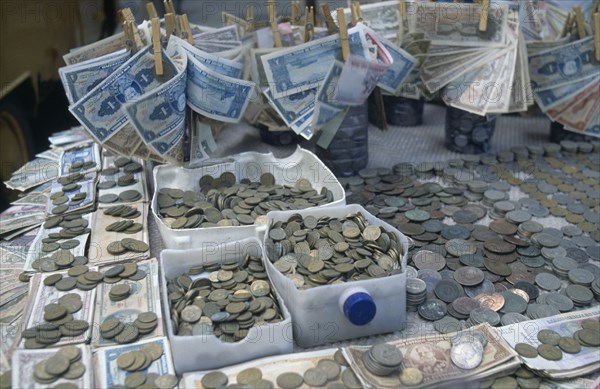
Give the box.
[22,293,89,349]
[103,205,142,218]
[98,157,143,192]
[68,160,96,173]
[342,142,600,330]
[114,343,179,389]
[105,219,143,234]
[166,255,283,342]
[32,346,85,385]
[100,311,158,343]
[43,262,146,294]
[32,213,91,273]
[50,173,91,215]
[362,343,403,376]
[107,238,149,255]
[265,212,403,289]
[157,172,334,229]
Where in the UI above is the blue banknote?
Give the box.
[263,88,316,128]
[377,38,417,95]
[59,49,129,104]
[186,55,254,123]
[261,26,369,99]
[168,35,243,79]
[69,46,177,143]
[529,37,596,91]
[124,69,187,156]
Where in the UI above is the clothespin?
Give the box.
[594,0,600,13]
[151,18,163,75]
[337,8,349,61]
[124,20,138,53]
[304,6,314,42]
[560,12,572,38]
[350,2,358,26]
[594,13,600,62]
[164,0,175,15]
[165,13,176,41]
[268,0,282,48]
[354,2,362,23]
[146,2,158,19]
[573,6,586,39]
[320,4,337,34]
[292,1,301,26]
[246,5,255,33]
[180,14,194,44]
[479,0,489,32]
[399,0,406,17]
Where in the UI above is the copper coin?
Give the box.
[489,220,518,235]
[484,239,516,254]
[474,293,505,312]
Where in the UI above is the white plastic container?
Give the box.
[152,147,346,249]
[159,238,294,374]
[264,204,408,347]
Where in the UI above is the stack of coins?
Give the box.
[468,307,500,327]
[551,257,578,278]
[361,343,403,376]
[266,212,403,289]
[166,255,283,343]
[103,205,142,218]
[32,346,85,385]
[157,173,334,229]
[22,293,89,348]
[106,238,149,255]
[100,311,158,343]
[105,219,143,234]
[406,278,427,311]
[109,284,131,301]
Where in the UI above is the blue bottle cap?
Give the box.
[343,292,376,326]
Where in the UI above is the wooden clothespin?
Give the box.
[573,6,586,39]
[594,0,600,13]
[146,2,158,20]
[246,5,255,33]
[594,13,600,62]
[337,8,349,61]
[164,0,175,15]
[560,12,572,38]
[320,4,337,35]
[292,1,301,26]
[165,13,176,41]
[399,0,406,17]
[151,18,163,75]
[479,0,489,32]
[180,14,194,44]
[304,6,314,42]
[124,20,138,53]
[354,2,362,22]
[350,2,358,26]
[268,0,282,48]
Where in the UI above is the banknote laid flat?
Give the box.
[12,345,93,389]
[11,193,48,207]
[93,259,162,347]
[344,324,519,388]
[182,348,339,388]
[89,204,149,265]
[59,142,101,177]
[261,25,371,99]
[22,271,96,347]
[69,46,178,144]
[59,49,129,104]
[36,149,62,162]
[63,32,126,65]
[186,54,255,123]
[0,205,46,236]
[4,159,59,192]
[48,127,91,147]
[46,177,96,216]
[93,337,175,388]
[498,307,600,379]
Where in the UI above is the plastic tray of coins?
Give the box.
[263,204,409,347]
[152,147,346,249]
[159,238,293,373]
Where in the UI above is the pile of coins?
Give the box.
[106,238,149,255]
[514,318,599,361]
[32,346,85,385]
[362,343,403,376]
[166,255,283,343]
[32,213,91,273]
[265,212,403,289]
[109,284,131,301]
[105,219,143,234]
[103,205,142,218]
[22,293,89,348]
[201,352,349,389]
[50,173,92,215]
[99,189,143,204]
[113,342,178,389]
[100,311,158,344]
[157,172,334,229]
[43,262,146,294]
[68,160,96,173]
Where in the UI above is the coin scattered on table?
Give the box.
[31,346,84,384]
